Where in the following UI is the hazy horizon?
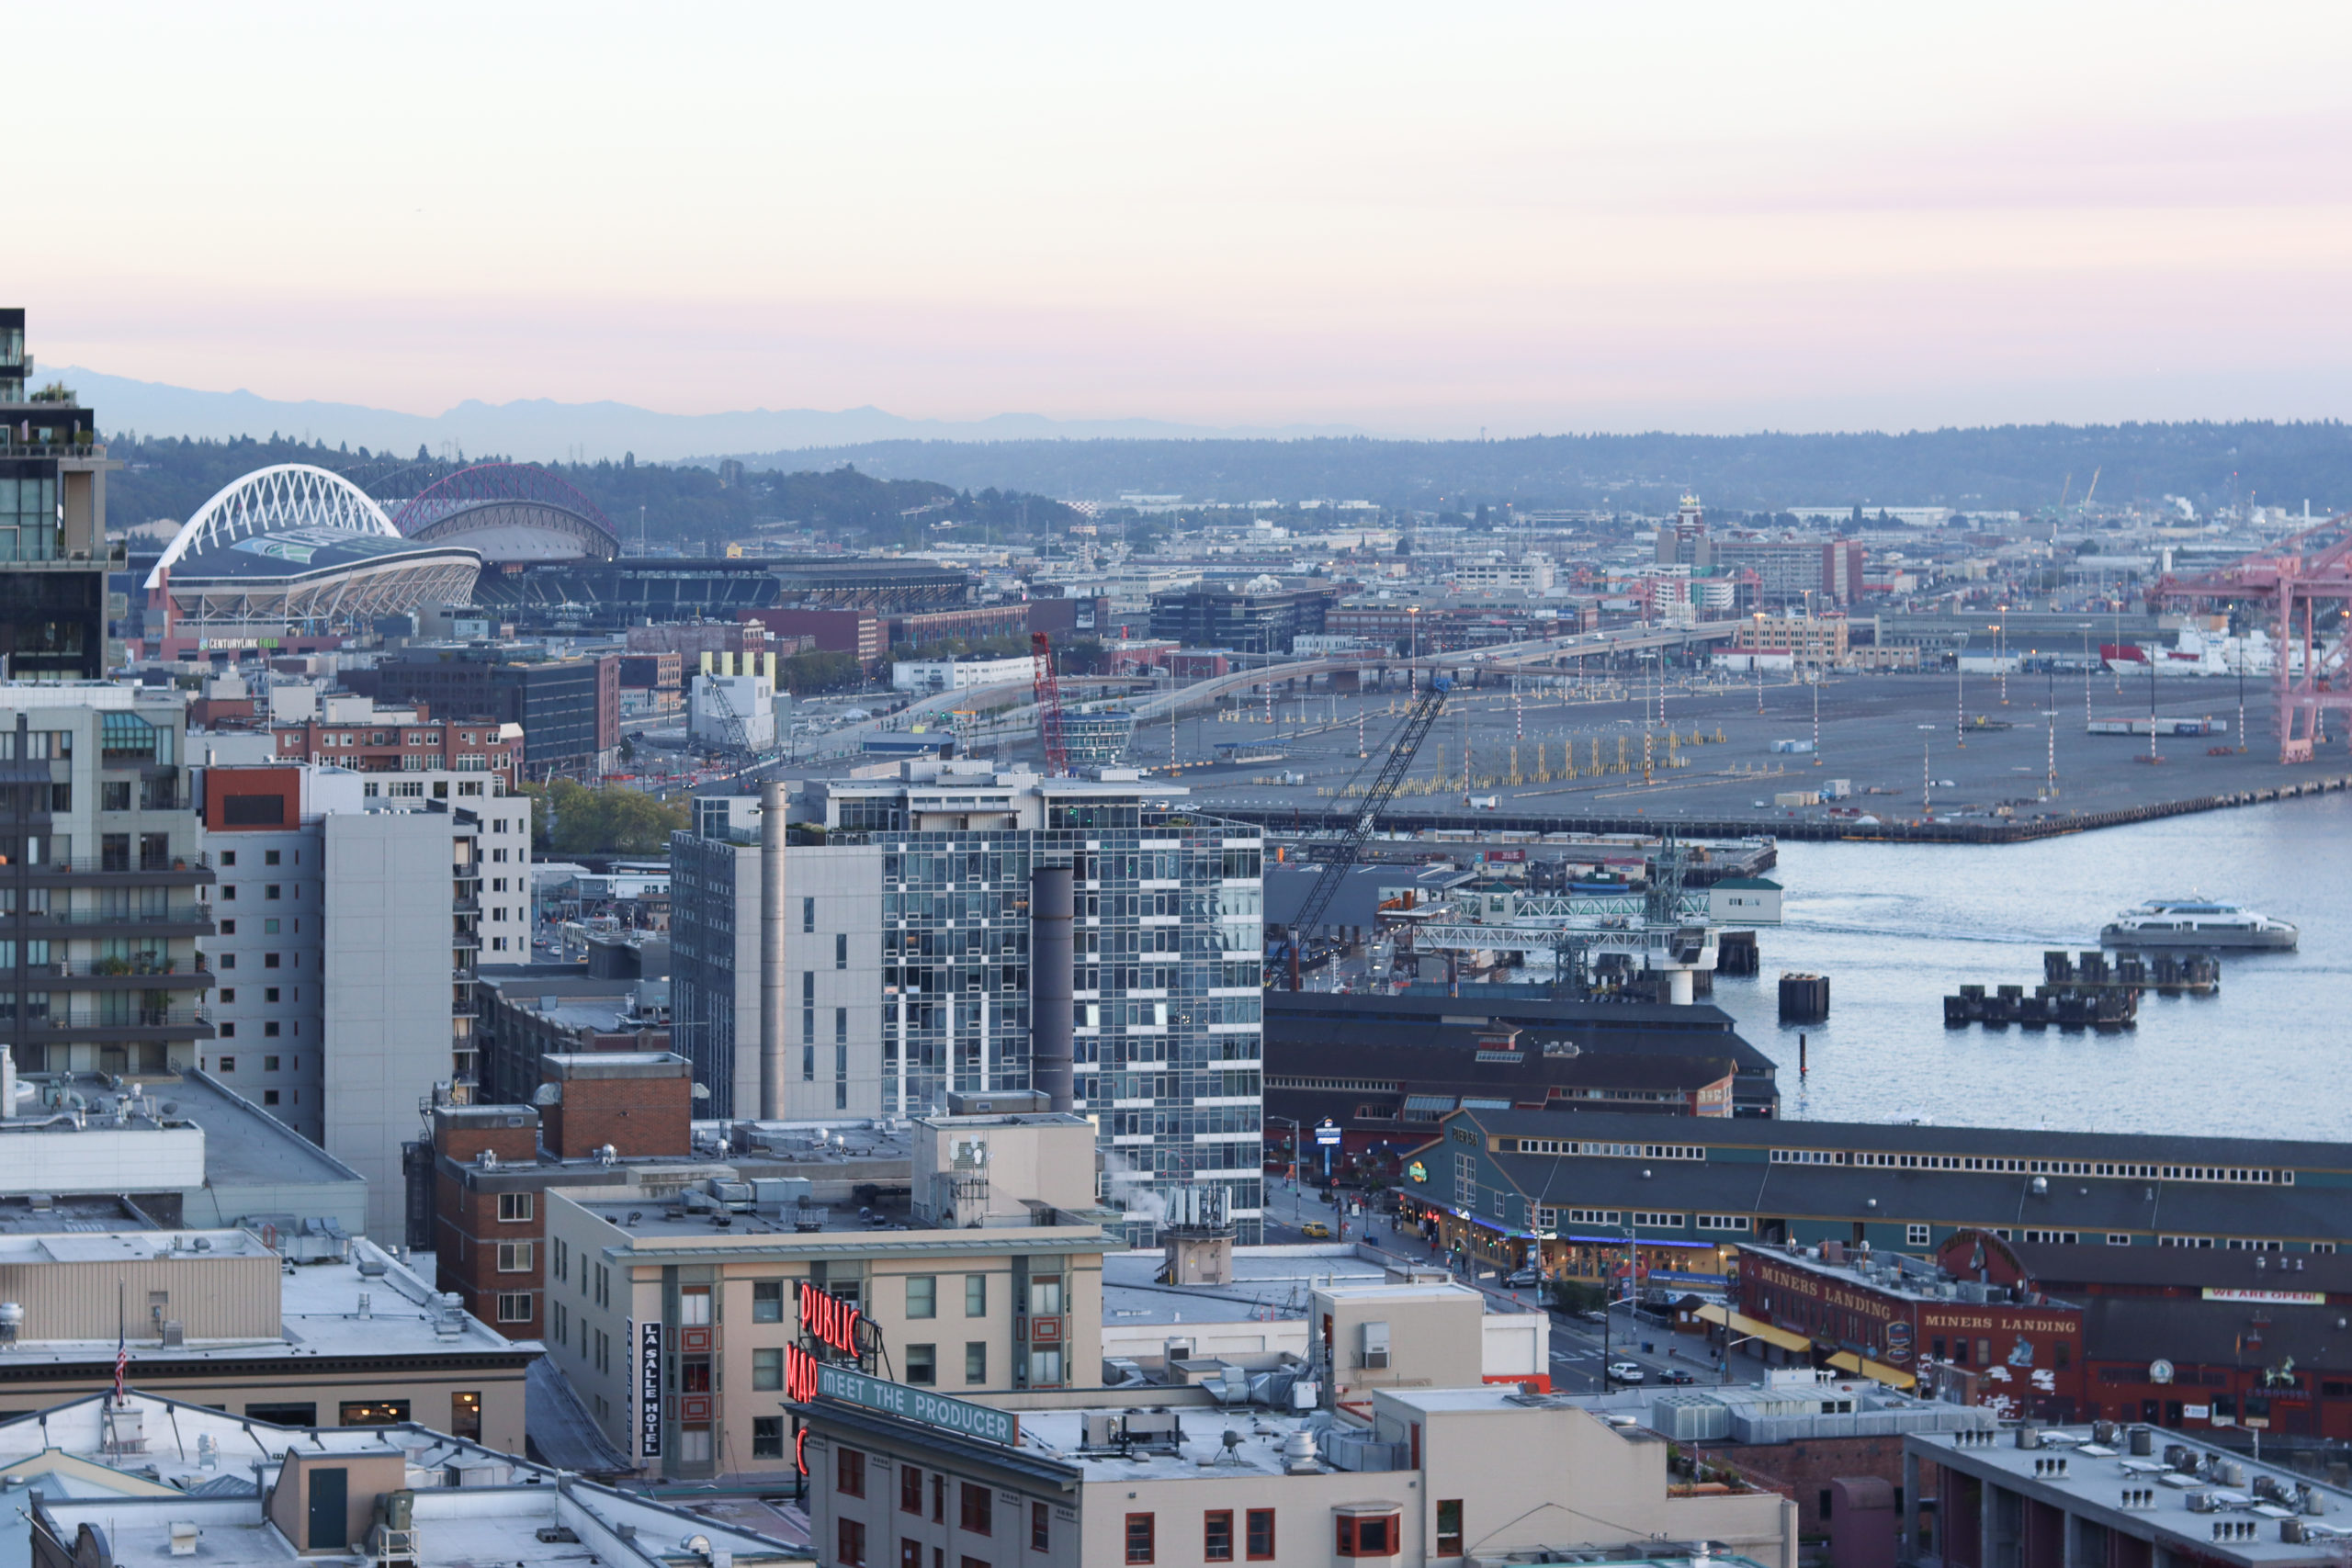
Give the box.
[21,4,2352,434]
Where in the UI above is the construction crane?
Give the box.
[1266,674,1452,987]
[695,673,777,786]
[2150,511,2352,761]
[1031,631,1069,774]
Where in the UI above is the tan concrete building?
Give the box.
[542,1110,1119,1481]
[1730,614,1849,667]
[802,1380,1796,1568]
[0,1228,531,1450]
[1310,1279,1553,1416]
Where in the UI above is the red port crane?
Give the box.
[2148,513,2352,762]
[1031,631,1069,774]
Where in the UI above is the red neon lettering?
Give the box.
[786,1342,821,1403]
[796,1426,808,1476]
[798,1280,864,1358]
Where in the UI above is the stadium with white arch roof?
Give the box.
[143,461,619,642]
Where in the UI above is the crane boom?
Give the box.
[1267,675,1452,986]
[1031,631,1069,775]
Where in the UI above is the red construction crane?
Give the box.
[2148,513,2352,762]
[1031,631,1069,774]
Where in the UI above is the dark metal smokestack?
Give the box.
[1029,864,1075,1113]
[758,780,786,1120]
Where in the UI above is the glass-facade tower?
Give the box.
[828,768,1265,1245]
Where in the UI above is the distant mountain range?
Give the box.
[57,367,1363,464]
[56,367,2352,514]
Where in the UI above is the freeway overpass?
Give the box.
[1125,624,1739,718]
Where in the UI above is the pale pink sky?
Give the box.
[23,2,2352,434]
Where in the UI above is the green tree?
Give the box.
[777,649,864,694]
[522,780,689,856]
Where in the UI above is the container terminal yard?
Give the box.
[1155,668,2352,843]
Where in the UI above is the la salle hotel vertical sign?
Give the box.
[639,1321,663,1458]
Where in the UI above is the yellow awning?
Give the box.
[1826,1350,1917,1391]
[1697,1303,1811,1355]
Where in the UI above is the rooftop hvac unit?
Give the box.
[1360,1321,1391,1371]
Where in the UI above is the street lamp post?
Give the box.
[1752,613,1765,712]
[1266,1116,1304,1194]
[1602,1224,1638,1378]
[1997,604,2009,705]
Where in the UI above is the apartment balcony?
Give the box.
[0,538,128,569]
[6,907,215,938]
[23,959,211,990]
[0,1006,215,1044]
[29,853,214,887]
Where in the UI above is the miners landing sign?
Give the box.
[1736,1247,2086,1417]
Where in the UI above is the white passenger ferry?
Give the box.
[2099,898,2299,951]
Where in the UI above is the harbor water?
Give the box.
[1702,791,2352,1140]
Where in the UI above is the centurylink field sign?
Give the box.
[813,1362,1019,1447]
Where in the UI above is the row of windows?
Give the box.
[1779,1148,2291,1185]
[1508,1138,1706,1160]
[310,728,497,747]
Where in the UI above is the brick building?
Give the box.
[428,1051,707,1339]
[739,606,885,665]
[1948,1233,2352,1442]
[266,701,523,786]
[476,968,672,1106]
[1736,1241,2086,1422]
[883,604,1029,650]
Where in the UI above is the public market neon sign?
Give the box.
[798,1280,866,1358]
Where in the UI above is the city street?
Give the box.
[1256,1168,1765,1395]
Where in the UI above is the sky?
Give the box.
[21,2,2352,436]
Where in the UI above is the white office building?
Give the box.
[890,655,1035,693]
[197,762,526,1238]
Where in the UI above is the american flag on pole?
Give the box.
[113,1326,127,1403]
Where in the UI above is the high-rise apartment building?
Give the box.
[0,309,120,680]
[0,685,215,1077]
[670,763,1266,1243]
[195,761,511,1237]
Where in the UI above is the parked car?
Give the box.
[1656,1369,1697,1385]
[1301,1222,1333,1240]
[1606,1361,1645,1384]
[1506,1266,1541,1288]
[1579,1309,1611,1325]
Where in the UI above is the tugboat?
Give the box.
[2099,898,2298,952]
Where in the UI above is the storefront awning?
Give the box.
[1826,1350,1917,1391]
[1694,1303,1811,1355]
